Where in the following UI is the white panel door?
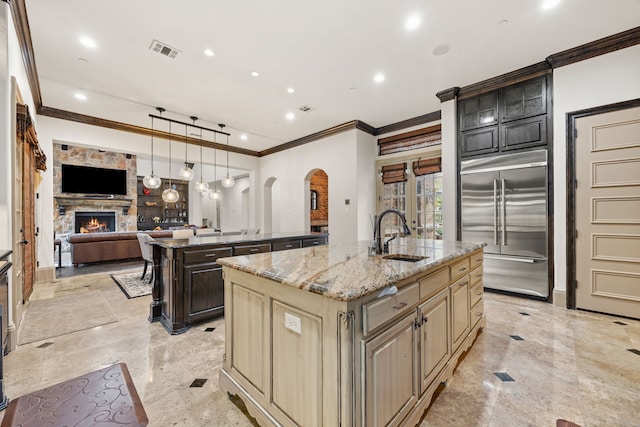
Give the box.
[575,105,640,318]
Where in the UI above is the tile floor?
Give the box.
[1,270,639,426]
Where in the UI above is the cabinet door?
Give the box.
[460,126,499,157]
[459,92,499,131]
[500,115,547,151]
[451,276,470,352]
[500,76,547,122]
[364,311,417,427]
[418,288,450,394]
[185,263,224,321]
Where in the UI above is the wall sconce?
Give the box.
[58,205,66,215]
[123,206,130,215]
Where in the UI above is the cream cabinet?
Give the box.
[220,248,486,427]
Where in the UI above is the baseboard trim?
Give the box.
[37,266,55,283]
[553,289,567,308]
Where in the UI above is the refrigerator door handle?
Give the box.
[493,179,498,245]
[501,178,506,246]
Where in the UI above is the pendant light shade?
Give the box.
[143,113,162,189]
[220,124,235,188]
[208,127,223,200]
[162,121,180,203]
[178,123,194,180]
[193,117,209,193]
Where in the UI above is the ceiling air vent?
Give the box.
[150,40,180,59]
[298,105,311,112]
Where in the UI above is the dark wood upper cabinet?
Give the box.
[459,75,550,158]
[500,76,547,122]
[459,92,499,131]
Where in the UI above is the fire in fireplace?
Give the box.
[75,212,116,233]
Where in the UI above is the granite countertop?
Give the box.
[217,238,486,302]
[151,232,327,249]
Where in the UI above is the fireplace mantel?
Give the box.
[55,196,134,208]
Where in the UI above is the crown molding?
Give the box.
[435,87,459,103]
[457,62,552,100]
[38,106,261,157]
[9,0,42,108]
[547,26,640,68]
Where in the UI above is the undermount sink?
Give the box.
[382,254,428,262]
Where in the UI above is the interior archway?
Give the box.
[264,177,280,233]
[305,169,328,234]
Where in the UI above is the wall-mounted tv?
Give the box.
[61,164,127,196]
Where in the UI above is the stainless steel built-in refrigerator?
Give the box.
[460,149,548,298]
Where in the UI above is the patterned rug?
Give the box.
[111,271,152,299]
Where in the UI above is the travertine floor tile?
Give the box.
[1,271,639,426]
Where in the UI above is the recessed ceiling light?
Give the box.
[432,44,451,56]
[541,0,561,9]
[405,15,421,30]
[285,112,295,121]
[74,92,87,101]
[240,134,248,141]
[251,71,260,77]
[79,36,96,48]
[204,49,214,57]
[374,73,385,83]
[287,87,295,94]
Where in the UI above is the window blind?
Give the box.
[412,157,441,176]
[381,162,407,184]
[378,125,442,156]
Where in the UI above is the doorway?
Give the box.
[306,169,328,233]
[568,100,640,318]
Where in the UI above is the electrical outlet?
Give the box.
[284,312,302,334]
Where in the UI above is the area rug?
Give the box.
[111,271,152,299]
[19,292,117,345]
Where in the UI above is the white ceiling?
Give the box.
[24,0,640,153]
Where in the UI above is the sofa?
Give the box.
[67,230,172,266]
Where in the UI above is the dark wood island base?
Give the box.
[149,232,327,334]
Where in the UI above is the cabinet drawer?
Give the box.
[302,237,326,247]
[470,265,483,286]
[470,299,484,329]
[183,247,232,265]
[450,257,470,281]
[272,240,302,252]
[419,266,450,300]
[363,282,419,336]
[470,250,483,269]
[234,243,271,256]
[469,279,483,309]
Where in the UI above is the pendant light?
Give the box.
[178,122,194,180]
[220,123,235,188]
[142,109,162,189]
[208,128,223,200]
[192,116,209,193]
[162,121,180,203]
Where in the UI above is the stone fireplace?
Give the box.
[52,143,137,235]
[75,211,116,233]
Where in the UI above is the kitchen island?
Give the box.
[218,238,486,427]
[149,232,327,334]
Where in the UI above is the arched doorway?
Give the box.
[264,177,280,233]
[305,169,328,234]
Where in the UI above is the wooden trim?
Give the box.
[9,0,43,108]
[375,111,441,136]
[436,88,459,103]
[259,120,366,156]
[565,98,640,309]
[38,106,260,157]
[457,62,552,100]
[547,26,640,69]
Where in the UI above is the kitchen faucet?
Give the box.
[374,209,411,254]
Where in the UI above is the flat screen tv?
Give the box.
[61,164,127,196]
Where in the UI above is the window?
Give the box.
[377,156,442,240]
[310,190,318,210]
